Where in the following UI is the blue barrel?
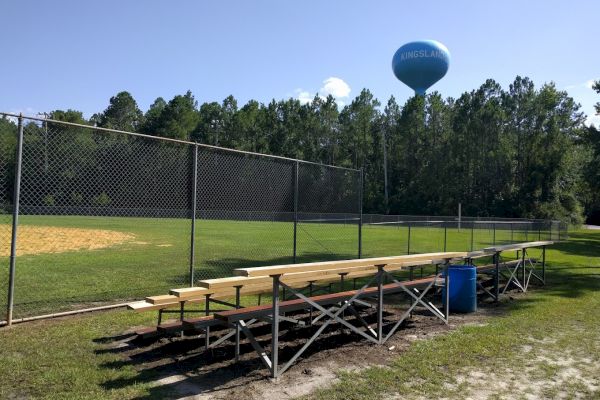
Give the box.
[443,265,477,313]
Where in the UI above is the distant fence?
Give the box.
[0,113,567,324]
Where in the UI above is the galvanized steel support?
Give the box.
[189,145,198,287]
[271,275,280,378]
[7,115,24,326]
[293,161,299,263]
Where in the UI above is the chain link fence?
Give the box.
[0,113,568,324]
[0,114,364,322]
[361,215,566,257]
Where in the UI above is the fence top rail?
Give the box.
[364,213,561,223]
[0,112,360,173]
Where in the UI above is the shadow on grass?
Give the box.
[98,311,410,399]
[552,230,600,258]
[97,231,600,399]
[96,270,600,400]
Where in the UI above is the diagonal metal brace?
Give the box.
[238,320,272,370]
[381,276,440,343]
[275,275,381,376]
[382,270,448,324]
[279,281,379,343]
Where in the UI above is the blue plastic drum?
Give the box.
[442,265,477,313]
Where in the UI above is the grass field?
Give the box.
[1,214,552,319]
[0,228,595,399]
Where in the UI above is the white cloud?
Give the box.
[295,89,313,105]
[294,77,351,107]
[585,79,597,89]
[8,107,39,117]
[319,77,351,99]
[2,107,40,123]
[588,114,600,128]
[564,78,598,90]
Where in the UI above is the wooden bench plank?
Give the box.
[146,295,180,305]
[127,297,206,312]
[483,241,554,253]
[233,252,467,277]
[132,258,455,312]
[170,258,442,303]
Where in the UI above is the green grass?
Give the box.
[0,228,594,399]
[308,229,600,399]
[1,214,552,319]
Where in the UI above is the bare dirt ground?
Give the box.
[103,297,502,400]
[0,224,135,256]
[427,340,600,400]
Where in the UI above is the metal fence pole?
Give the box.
[444,223,447,252]
[7,115,24,326]
[493,223,496,246]
[189,144,198,287]
[407,223,411,255]
[293,161,299,263]
[511,223,514,244]
[358,168,363,259]
[470,223,474,252]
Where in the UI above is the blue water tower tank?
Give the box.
[392,40,450,95]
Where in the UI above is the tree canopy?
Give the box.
[7,76,597,224]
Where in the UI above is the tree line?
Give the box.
[2,76,600,224]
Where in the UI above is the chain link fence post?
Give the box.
[189,144,198,287]
[407,223,411,255]
[470,222,474,251]
[293,161,299,263]
[444,223,447,252]
[7,115,24,326]
[358,168,363,259]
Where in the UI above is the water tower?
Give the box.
[392,40,450,95]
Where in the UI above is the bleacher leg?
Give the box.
[542,246,546,285]
[205,294,210,351]
[308,282,314,324]
[522,248,527,291]
[235,286,241,362]
[271,275,281,378]
[494,252,500,302]
[180,302,185,338]
[376,264,384,344]
[444,261,450,323]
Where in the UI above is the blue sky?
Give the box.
[1,0,598,125]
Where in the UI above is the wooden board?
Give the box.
[127,298,204,312]
[133,258,449,310]
[169,287,215,298]
[198,263,395,289]
[483,241,554,253]
[467,250,489,259]
[193,257,448,291]
[145,295,181,305]
[233,252,467,277]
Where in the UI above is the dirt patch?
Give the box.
[103,300,497,399]
[0,224,135,256]
[443,351,599,400]
[431,333,600,400]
